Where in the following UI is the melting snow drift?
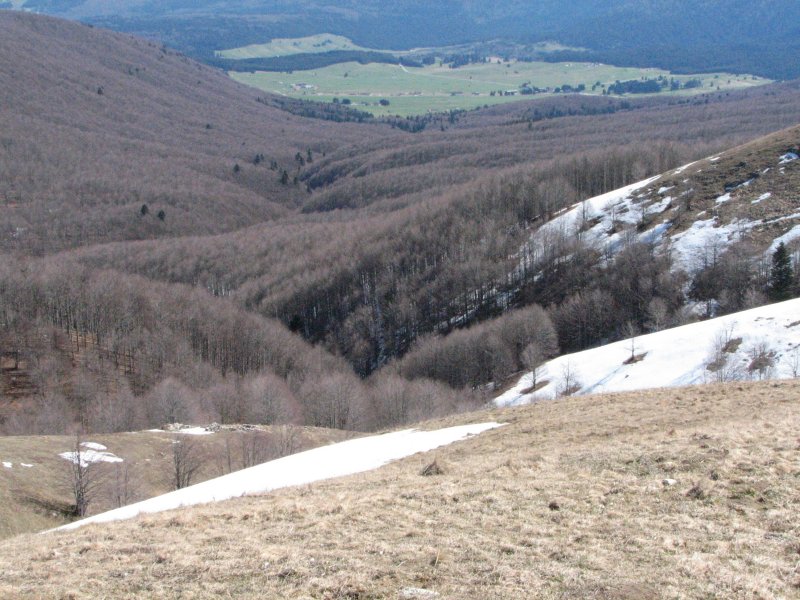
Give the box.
[59,442,123,467]
[496,299,800,407]
[55,422,503,532]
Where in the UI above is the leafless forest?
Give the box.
[2,12,799,436]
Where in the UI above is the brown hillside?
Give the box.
[0,11,392,253]
[68,108,800,375]
[0,379,797,598]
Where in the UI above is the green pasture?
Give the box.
[230,59,771,117]
[217,34,374,59]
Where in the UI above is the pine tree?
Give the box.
[769,242,793,301]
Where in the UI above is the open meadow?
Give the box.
[231,59,771,116]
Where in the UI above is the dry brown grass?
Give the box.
[1,379,798,599]
[0,425,354,540]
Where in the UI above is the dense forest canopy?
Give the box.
[6,0,800,78]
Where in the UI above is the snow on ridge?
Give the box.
[2,462,11,469]
[54,422,504,532]
[495,298,800,408]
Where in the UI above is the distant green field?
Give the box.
[230,59,770,117]
[218,35,580,61]
[217,34,374,59]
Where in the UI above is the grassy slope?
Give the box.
[1,379,798,598]
[0,426,354,540]
[230,60,770,117]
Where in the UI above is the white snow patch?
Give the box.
[80,442,107,451]
[674,161,697,174]
[54,422,504,532]
[768,225,800,253]
[538,176,660,238]
[172,427,214,436]
[59,448,123,468]
[497,299,800,407]
[657,186,674,195]
[715,193,732,204]
[709,156,722,163]
[669,218,741,272]
[752,192,772,204]
[2,462,11,469]
[779,152,798,165]
[21,463,34,468]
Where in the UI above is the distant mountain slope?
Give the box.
[496,298,800,407]
[9,1,800,78]
[0,11,383,252]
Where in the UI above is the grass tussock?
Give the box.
[0,379,798,599]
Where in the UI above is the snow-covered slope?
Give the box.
[533,125,799,275]
[496,299,800,407]
[55,422,502,532]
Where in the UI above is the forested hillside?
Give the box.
[1,12,799,441]
[8,0,800,78]
[0,12,385,253]
[72,86,800,377]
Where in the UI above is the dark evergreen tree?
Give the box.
[769,242,794,300]
[140,203,149,216]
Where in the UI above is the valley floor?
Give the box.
[1,380,798,598]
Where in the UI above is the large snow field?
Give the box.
[496,298,800,407]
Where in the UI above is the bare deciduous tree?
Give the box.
[106,462,138,508]
[747,341,775,381]
[63,434,106,517]
[706,325,745,383]
[521,342,548,392]
[171,435,203,490]
[557,361,582,397]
